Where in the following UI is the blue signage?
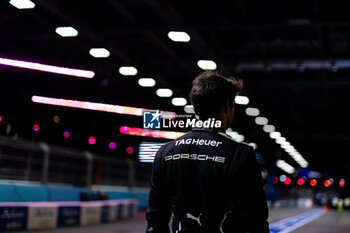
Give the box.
[57,206,80,227]
[101,206,109,223]
[0,207,28,231]
[117,204,125,220]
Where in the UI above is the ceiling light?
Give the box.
[10,0,35,9]
[226,130,245,142]
[255,117,268,125]
[227,132,238,137]
[281,144,293,150]
[172,97,187,106]
[184,105,195,114]
[235,95,249,105]
[280,141,291,146]
[275,137,286,144]
[245,107,260,116]
[276,160,295,174]
[119,66,138,76]
[248,142,257,150]
[156,88,173,97]
[55,26,78,37]
[167,31,191,42]
[138,78,156,87]
[289,151,299,156]
[197,60,217,70]
[235,135,245,142]
[269,132,281,139]
[89,48,110,58]
[263,125,275,132]
[285,147,296,153]
[227,133,245,142]
[279,175,286,182]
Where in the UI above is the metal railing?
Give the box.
[0,135,152,188]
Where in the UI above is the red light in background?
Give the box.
[33,124,40,132]
[273,177,278,184]
[126,146,134,154]
[88,137,96,145]
[63,131,70,139]
[109,142,117,150]
[297,178,305,186]
[339,179,345,188]
[0,116,2,122]
[284,177,291,185]
[310,179,317,186]
[324,180,331,187]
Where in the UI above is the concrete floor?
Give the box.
[14,208,350,233]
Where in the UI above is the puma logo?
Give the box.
[186,212,202,226]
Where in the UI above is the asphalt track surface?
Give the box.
[13,208,350,233]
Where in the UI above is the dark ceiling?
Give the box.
[1,0,350,178]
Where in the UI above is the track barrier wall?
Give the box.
[0,199,138,231]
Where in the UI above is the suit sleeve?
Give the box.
[145,146,171,233]
[223,146,270,233]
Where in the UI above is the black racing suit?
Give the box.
[146,127,269,233]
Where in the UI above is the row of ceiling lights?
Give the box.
[10,0,308,173]
[9,0,240,110]
[52,20,219,107]
[86,31,219,107]
[246,106,309,172]
[8,0,190,107]
[57,29,191,106]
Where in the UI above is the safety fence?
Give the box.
[0,135,152,187]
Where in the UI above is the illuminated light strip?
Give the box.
[0,57,95,78]
[32,96,177,118]
[276,160,295,174]
[120,126,185,140]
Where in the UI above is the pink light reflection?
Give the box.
[63,131,70,139]
[119,126,185,140]
[109,142,117,150]
[31,95,176,118]
[120,127,130,134]
[0,57,95,78]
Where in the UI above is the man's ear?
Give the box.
[224,99,231,113]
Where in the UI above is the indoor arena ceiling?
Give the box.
[1,0,350,177]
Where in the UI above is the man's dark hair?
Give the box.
[190,71,242,119]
